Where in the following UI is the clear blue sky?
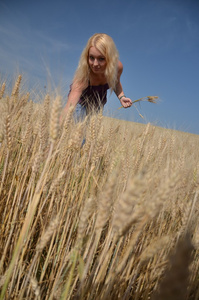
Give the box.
[0,0,199,134]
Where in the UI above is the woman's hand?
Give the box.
[120,97,133,108]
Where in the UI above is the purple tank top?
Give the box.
[79,83,109,111]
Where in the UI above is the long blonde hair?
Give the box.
[73,33,119,91]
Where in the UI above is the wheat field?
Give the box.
[0,75,199,300]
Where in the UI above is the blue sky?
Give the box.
[0,0,199,134]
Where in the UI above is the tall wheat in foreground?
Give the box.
[0,76,199,299]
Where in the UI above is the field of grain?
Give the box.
[0,75,199,300]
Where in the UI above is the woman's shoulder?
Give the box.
[118,60,123,75]
[72,79,88,92]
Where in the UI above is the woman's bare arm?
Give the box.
[62,80,88,116]
[114,61,132,108]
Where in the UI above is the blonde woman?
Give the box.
[63,33,132,121]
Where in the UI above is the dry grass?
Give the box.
[0,75,199,299]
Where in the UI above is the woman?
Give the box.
[62,33,132,121]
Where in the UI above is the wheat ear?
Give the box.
[50,96,61,142]
[0,82,6,99]
[11,75,22,103]
[112,171,145,237]
[151,233,194,300]
[5,114,11,149]
[30,277,41,299]
[36,215,59,252]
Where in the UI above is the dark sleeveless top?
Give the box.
[78,83,109,111]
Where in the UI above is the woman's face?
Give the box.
[88,46,107,74]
